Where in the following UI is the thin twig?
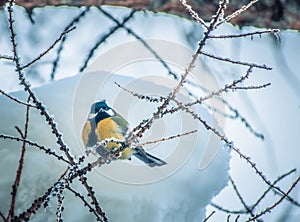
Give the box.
[201,51,272,70]
[133,129,197,147]
[174,99,226,139]
[197,66,252,102]
[79,10,136,72]
[115,81,166,103]
[252,169,299,209]
[27,156,114,221]
[208,29,280,39]
[219,98,264,140]
[247,176,300,221]
[173,98,295,202]
[0,89,36,108]
[231,83,271,90]
[50,7,90,79]
[168,66,253,109]
[0,211,6,221]
[127,0,229,144]
[7,96,31,220]
[212,170,297,216]
[186,78,265,140]
[211,202,248,214]
[14,168,70,221]
[21,27,76,70]
[220,0,259,26]
[203,211,215,222]
[0,134,70,164]
[98,7,178,80]
[0,54,14,60]
[55,189,64,222]
[7,3,107,220]
[227,215,231,222]
[229,176,254,217]
[229,142,299,207]
[66,186,103,221]
[161,77,265,140]
[179,0,208,29]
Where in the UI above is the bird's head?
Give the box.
[89,100,115,120]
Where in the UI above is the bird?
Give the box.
[82,100,166,167]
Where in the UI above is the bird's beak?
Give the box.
[88,113,97,119]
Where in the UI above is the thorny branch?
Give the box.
[210,169,298,216]
[79,9,136,72]
[229,176,255,217]
[252,169,300,209]
[208,29,280,39]
[119,2,297,220]
[222,0,259,25]
[203,211,216,222]
[66,186,104,220]
[247,176,300,221]
[50,7,90,80]
[0,54,14,60]
[6,0,107,221]
[126,0,229,145]
[7,96,31,220]
[21,27,76,71]
[122,3,298,220]
[200,51,272,70]
[133,129,197,147]
[0,0,299,221]
[179,0,208,29]
[98,6,179,80]
[0,134,71,164]
[0,89,36,108]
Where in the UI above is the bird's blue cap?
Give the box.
[91,100,109,113]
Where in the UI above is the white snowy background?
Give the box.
[0,4,299,222]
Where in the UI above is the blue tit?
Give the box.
[82,100,166,167]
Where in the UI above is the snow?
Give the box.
[0,72,229,221]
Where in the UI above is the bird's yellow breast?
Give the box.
[96,117,124,151]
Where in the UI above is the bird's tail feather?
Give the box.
[133,147,166,167]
